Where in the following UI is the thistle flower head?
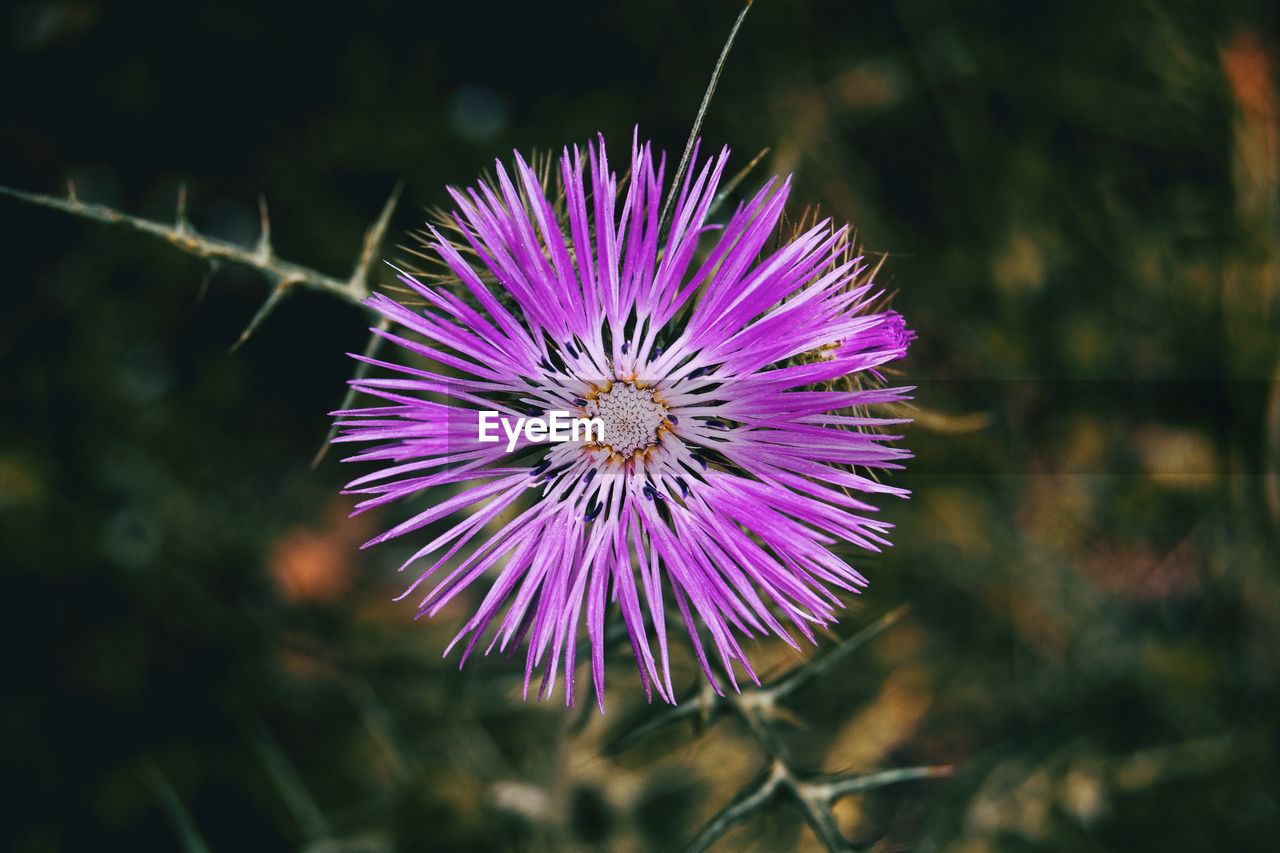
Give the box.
[333,132,914,711]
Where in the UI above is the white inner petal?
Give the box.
[584,382,668,456]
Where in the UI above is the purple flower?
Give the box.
[333,132,913,711]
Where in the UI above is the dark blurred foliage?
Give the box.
[2,0,1278,850]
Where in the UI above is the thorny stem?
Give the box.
[0,181,402,345]
[685,760,954,853]
[0,179,406,462]
[604,606,950,853]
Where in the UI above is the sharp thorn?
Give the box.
[231,279,294,352]
[349,181,404,298]
[312,317,390,467]
[175,183,188,234]
[255,194,272,260]
[196,259,220,304]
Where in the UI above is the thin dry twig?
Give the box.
[659,0,755,235]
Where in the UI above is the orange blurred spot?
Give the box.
[1222,28,1276,122]
[268,498,378,604]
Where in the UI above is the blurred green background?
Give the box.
[2,0,1277,850]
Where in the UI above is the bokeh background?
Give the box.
[2,0,1277,850]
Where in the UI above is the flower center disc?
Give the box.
[584,382,668,457]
